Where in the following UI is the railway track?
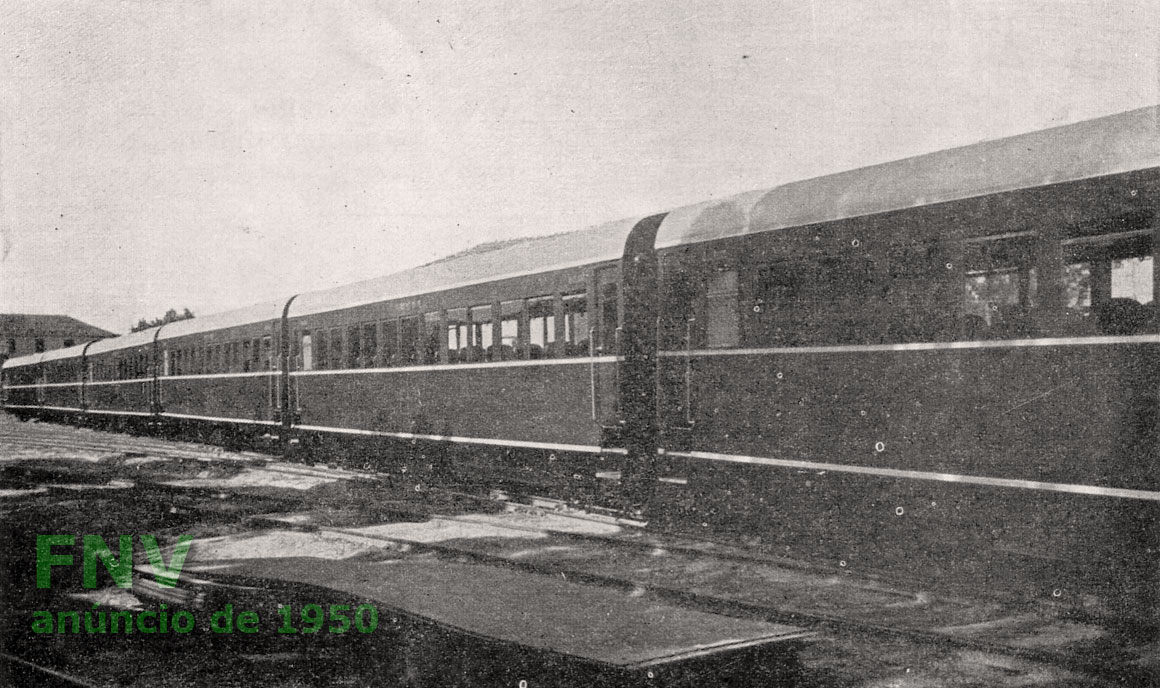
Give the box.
[0,427,271,464]
[0,428,375,484]
[0,652,103,688]
[301,497,1144,687]
[1,421,1149,686]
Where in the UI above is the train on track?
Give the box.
[5,106,1160,624]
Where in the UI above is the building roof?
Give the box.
[0,314,114,340]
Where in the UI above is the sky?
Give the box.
[1,0,1157,334]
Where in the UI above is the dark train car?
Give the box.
[647,106,1160,615]
[38,344,89,414]
[1,343,90,419]
[1,352,44,411]
[83,327,162,426]
[1,352,46,413]
[284,218,638,494]
[154,301,286,441]
[3,105,1158,622]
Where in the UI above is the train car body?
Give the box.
[4,106,1158,620]
[647,109,1160,614]
[2,343,89,414]
[37,344,89,412]
[283,216,645,494]
[84,328,161,426]
[154,300,285,436]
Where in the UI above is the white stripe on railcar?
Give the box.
[85,378,155,387]
[659,333,1160,359]
[294,423,628,455]
[666,449,1160,501]
[159,371,278,381]
[160,412,279,425]
[82,408,155,417]
[290,355,621,377]
[7,379,163,391]
[2,404,84,413]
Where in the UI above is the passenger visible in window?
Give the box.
[994,303,1034,339]
[423,312,441,365]
[528,296,555,358]
[960,235,1038,340]
[1095,298,1155,335]
[497,301,521,360]
[562,293,589,356]
[468,305,493,362]
[1063,246,1154,335]
[399,317,421,366]
[447,308,468,363]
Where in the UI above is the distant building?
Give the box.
[0,314,114,365]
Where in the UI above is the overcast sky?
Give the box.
[1,1,1157,333]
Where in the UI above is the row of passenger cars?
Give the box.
[5,106,1160,623]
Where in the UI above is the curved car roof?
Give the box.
[86,326,162,357]
[10,107,1155,358]
[655,105,1160,249]
[39,342,93,364]
[0,341,92,370]
[157,300,287,342]
[1,352,43,370]
[289,216,641,319]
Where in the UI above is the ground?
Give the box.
[1,414,1152,687]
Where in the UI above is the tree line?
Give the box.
[131,308,194,333]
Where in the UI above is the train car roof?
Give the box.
[2,342,94,370]
[22,106,1153,351]
[157,300,287,342]
[86,326,162,356]
[1,352,43,370]
[288,216,640,319]
[39,342,93,364]
[654,105,1160,249]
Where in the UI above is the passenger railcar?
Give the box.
[153,301,285,440]
[83,328,161,427]
[4,106,1159,622]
